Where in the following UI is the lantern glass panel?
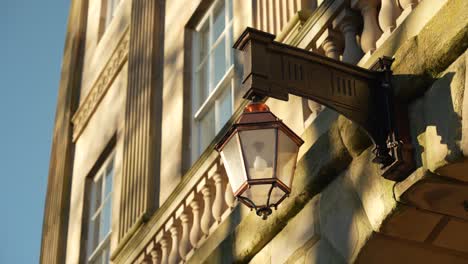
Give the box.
[219,133,247,193]
[276,130,299,189]
[238,129,276,180]
[242,184,285,207]
[269,186,286,205]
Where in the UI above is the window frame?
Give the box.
[97,0,123,42]
[85,151,115,264]
[105,0,122,28]
[190,0,235,162]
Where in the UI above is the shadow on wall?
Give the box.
[406,72,463,172]
[304,70,462,263]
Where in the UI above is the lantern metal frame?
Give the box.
[215,101,304,219]
[233,27,415,182]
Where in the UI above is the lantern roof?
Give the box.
[215,102,304,152]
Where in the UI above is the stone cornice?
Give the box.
[71,29,130,142]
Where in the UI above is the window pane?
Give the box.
[228,0,233,21]
[90,249,104,264]
[92,178,102,214]
[99,200,112,242]
[229,26,234,66]
[91,213,100,252]
[199,23,209,60]
[213,38,226,87]
[213,5,225,42]
[86,154,114,263]
[104,160,113,197]
[86,217,96,257]
[199,107,215,153]
[198,62,209,104]
[104,247,110,264]
[217,84,232,132]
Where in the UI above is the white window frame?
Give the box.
[86,152,115,264]
[105,0,122,27]
[191,0,235,162]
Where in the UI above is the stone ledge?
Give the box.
[390,0,468,101]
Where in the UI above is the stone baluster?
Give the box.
[200,185,213,236]
[352,0,382,54]
[189,200,202,248]
[322,38,341,60]
[159,238,169,264]
[224,182,236,210]
[168,226,180,264]
[399,0,417,10]
[336,9,364,64]
[211,173,224,223]
[397,0,418,25]
[150,248,160,264]
[378,0,401,42]
[179,213,191,261]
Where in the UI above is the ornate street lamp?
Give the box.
[215,99,303,219]
[216,28,415,219]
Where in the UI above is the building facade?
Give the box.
[40,0,468,263]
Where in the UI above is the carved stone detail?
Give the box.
[211,173,224,223]
[71,30,130,141]
[224,182,236,209]
[352,0,382,53]
[189,200,202,248]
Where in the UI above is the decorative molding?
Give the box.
[71,29,130,141]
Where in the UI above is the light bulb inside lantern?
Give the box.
[253,155,267,170]
[248,141,273,179]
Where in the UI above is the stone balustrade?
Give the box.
[126,1,425,263]
[131,159,237,264]
[279,0,423,126]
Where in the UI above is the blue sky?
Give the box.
[1,1,70,263]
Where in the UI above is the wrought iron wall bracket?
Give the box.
[234,28,414,181]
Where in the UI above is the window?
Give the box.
[98,0,121,41]
[85,154,114,264]
[105,0,121,27]
[191,0,234,162]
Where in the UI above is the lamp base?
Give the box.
[256,207,273,220]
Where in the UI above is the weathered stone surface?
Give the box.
[249,243,271,264]
[379,205,443,242]
[337,115,372,158]
[390,0,468,101]
[410,51,466,176]
[249,196,320,264]
[417,0,468,77]
[344,149,396,231]
[269,196,320,264]
[319,175,373,263]
[304,238,346,264]
[462,52,468,156]
[356,232,468,264]
[408,99,425,168]
[433,218,468,254]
